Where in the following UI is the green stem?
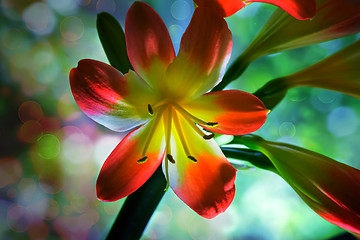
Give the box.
[105,165,166,240]
[221,147,277,173]
[253,78,288,110]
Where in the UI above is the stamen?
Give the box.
[203,133,215,140]
[165,107,173,161]
[151,99,168,109]
[172,102,218,127]
[188,156,197,162]
[137,156,148,164]
[181,114,215,140]
[164,106,173,191]
[173,111,197,164]
[147,104,154,116]
[142,106,165,157]
[167,154,175,164]
[164,158,170,192]
[206,122,218,127]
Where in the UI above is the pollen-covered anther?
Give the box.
[203,133,215,140]
[206,122,218,127]
[147,104,154,116]
[167,154,176,164]
[188,156,197,162]
[137,156,148,164]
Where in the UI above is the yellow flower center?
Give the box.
[138,101,218,190]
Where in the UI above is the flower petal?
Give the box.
[194,0,315,20]
[125,1,175,87]
[96,121,165,201]
[245,0,316,20]
[183,90,267,135]
[70,59,156,132]
[166,112,236,218]
[193,0,245,17]
[166,7,232,98]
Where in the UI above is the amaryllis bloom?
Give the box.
[69,2,267,218]
[193,0,316,20]
[239,134,360,234]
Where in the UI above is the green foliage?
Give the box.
[97,12,133,74]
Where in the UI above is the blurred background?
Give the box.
[0,0,359,239]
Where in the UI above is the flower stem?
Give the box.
[221,147,277,173]
[253,78,288,110]
[105,165,166,240]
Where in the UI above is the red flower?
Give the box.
[193,0,316,20]
[69,2,267,218]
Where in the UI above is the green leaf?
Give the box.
[106,166,166,240]
[97,12,133,74]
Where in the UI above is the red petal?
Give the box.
[167,113,236,218]
[96,124,165,201]
[194,0,245,17]
[166,7,232,98]
[70,59,155,132]
[125,1,175,84]
[245,0,316,20]
[183,90,267,135]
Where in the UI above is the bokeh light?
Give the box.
[0,157,22,188]
[60,16,84,42]
[36,134,61,159]
[327,106,359,137]
[22,2,56,35]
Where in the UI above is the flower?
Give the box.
[239,134,360,234]
[69,2,267,218]
[193,0,316,20]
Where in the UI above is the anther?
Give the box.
[206,122,218,127]
[203,133,215,140]
[167,154,176,164]
[137,156,148,164]
[147,104,154,116]
[188,156,197,162]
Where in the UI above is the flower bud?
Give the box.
[239,134,360,234]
